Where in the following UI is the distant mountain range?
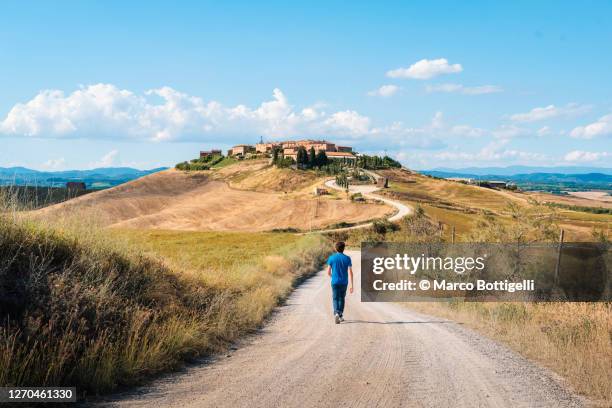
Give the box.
[420,166,612,192]
[0,167,167,189]
[422,165,612,176]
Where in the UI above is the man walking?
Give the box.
[326,241,353,324]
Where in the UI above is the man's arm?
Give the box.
[348,266,354,294]
[327,265,332,277]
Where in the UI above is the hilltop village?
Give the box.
[186,138,403,174]
[200,139,356,163]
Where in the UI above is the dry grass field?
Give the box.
[0,210,329,395]
[35,162,392,232]
[379,169,611,241]
[533,191,612,207]
[211,159,322,193]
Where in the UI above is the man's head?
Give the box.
[335,241,345,253]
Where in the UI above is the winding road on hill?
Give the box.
[313,179,412,233]
[102,250,583,408]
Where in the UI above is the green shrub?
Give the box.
[372,219,398,235]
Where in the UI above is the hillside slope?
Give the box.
[35,165,391,232]
[378,169,611,240]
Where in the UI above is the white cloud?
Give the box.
[510,103,591,122]
[386,58,463,80]
[434,139,547,162]
[323,111,371,136]
[570,114,612,139]
[0,84,381,142]
[491,124,530,139]
[450,124,487,137]
[414,111,486,138]
[537,126,552,137]
[367,84,400,97]
[426,83,502,95]
[42,157,65,170]
[563,150,610,162]
[90,149,119,168]
[0,84,453,151]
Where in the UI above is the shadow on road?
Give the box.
[341,319,456,325]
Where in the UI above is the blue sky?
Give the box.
[1,0,611,170]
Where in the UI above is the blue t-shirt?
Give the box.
[327,252,352,285]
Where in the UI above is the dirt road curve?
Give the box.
[101,251,583,408]
[316,179,412,233]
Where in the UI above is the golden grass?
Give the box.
[0,213,329,396]
[211,158,322,193]
[113,229,317,290]
[386,174,517,213]
[380,171,611,241]
[407,302,611,405]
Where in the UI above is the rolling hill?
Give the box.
[423,165,612,176]
[34,161,392,232]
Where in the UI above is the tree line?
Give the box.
[273,146,329,169]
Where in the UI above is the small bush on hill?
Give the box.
[176,154,225,171]
[176,161,210,171]
[372,219,398,235]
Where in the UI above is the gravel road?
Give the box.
[100,251,584,408]
[315,179,412,233]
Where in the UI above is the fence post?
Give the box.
[554,229,565,286]
[451,226,456,244]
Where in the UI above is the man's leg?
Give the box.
[338,284,348,317]
[331,284,340,315]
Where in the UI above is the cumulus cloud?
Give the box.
[434,139,547,162]
[509,103,591,122]
[0,84,455,151]
[450,124,487,137]
[421,111,486,137]
[0,84,379,142]
[563,150,610,162]
[367,84,400,97]
[42,157,65,170]
[425,83,502,95]
[90,149,120,168]
[323,111,371,136]
[491,124,530,139]
[537,126,552,137]
[570,114,612,139]
[386,58,463,80]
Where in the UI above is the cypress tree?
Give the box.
[316,150,328,167]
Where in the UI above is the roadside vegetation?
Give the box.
[0,194,329,397]
[0,185,91,210]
